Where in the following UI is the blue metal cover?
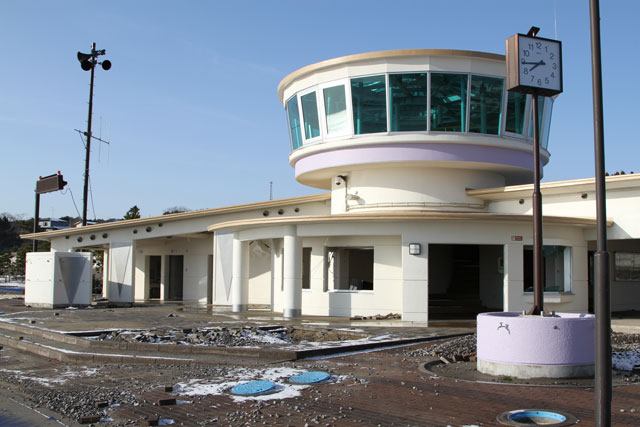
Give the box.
[289,371,330,384]
[230,380,275,395]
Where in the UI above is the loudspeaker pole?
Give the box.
[77,43,111,226]
[82,43,96,227]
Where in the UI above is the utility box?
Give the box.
[25,252,92,308]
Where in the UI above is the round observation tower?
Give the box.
[278,50,554,213]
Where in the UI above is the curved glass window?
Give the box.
[323,85,348,134]
[301,92,320,140]
[286,96,302,150]
[505,92,527,134]
[351,75,387,134]
[529,95,545,138]
[541,97,553,149]
[389,73,427,131]
[469,76,503,135]
[431,73,467,132]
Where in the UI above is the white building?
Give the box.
[23,50,640,322]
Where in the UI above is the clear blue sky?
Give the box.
[1,1,637,220]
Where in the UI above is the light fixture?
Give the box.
[409,243,421,255]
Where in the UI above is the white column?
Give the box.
[231,234,249,312]
[107,241,135,304]
[101,249,109,299]
[401,240,428,322]
[503,243,524,312]
[283,225,302,318]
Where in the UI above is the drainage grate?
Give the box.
[289,371,330,384]
[497,409,577,426]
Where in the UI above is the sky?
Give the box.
[1,1,637,220]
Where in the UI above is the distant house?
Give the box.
[38,218,69,232]
[22,50,640,322]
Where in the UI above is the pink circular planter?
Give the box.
[477,312,595,379]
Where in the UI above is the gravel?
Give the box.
[90,325,366,347]
[405,332,640,364]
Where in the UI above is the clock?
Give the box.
[506,33,563,96]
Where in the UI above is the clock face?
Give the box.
[518,35,562,93]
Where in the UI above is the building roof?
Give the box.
[207,210,610,234]
[467,174,640,200]
[21,193,330,241]
[277,49,505,102]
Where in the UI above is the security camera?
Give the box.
[335,175,346,186]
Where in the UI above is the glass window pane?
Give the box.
[469,75,503,135]
[389,73,427,131]
[523,245,571,292]
[351,75,387,134]
[430,73,468,132]
[615,252,640,281]
[323,85,348,134]
[286,96,302,150]
[505,91,526,134]
[301,92,320,140]
[541,97,553,149]
[529,95,545,138]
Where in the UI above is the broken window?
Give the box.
[523,245,572,293]
[326,247,374,291]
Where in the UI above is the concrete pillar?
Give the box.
[283,225,302,318]
[101,249,109,299]
[231,234,249,312]
[401,240,428,322]
[503,243,524,312]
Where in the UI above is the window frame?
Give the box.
[318,79,353,139]
[428,71,470,134]
[502,91,531,138]
[523,245,573,293]
[468,74,505,136]
[350,74,389,136]
[325,246,375,292]
[298,86,322,145]
[388,72,429,133]
[614,252,640,282]
[285,94,303,150]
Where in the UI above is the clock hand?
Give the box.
[529,60,546,71]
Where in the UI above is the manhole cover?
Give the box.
[497,409,577,426]
[289,371,330,384]
[230,380,275,396]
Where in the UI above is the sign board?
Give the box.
[36,173,67,194]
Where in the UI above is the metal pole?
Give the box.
[32,192,40,252]
[530,94,544,315]
[82,42,96,227]
[589,0,611,424]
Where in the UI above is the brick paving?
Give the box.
[104,343,640,426]
[2,299,639,426]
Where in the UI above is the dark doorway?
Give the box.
[167,255,183,300]
[149,256,161,299]
[428,244,503,319]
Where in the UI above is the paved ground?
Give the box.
[0,297,639,426]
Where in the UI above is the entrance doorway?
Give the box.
[167,255,183,300]
[148,256,161,299]
[428,244,503,319]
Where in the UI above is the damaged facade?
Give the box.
[23,50,640,322]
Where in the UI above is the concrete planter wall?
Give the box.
[477,312,595,379]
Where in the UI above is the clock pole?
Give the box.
[531,93,544,315]
[589,0,611,424]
